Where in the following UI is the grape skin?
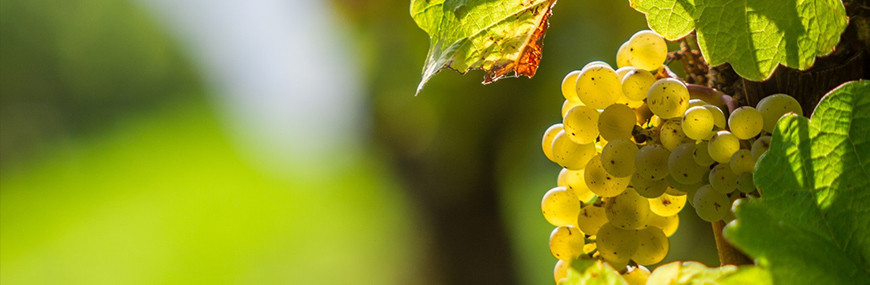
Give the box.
[647,78,690,119]
[627,30,667,71]
[646,213,678,237]
[692,184,731,222]
[575,65,622,109]
[604,187,651,229]
[551,131,596,170]
[668,143,707,184]
[601,138,639,177]
[631,172,667,198]
[622,265,651,285]
[635,144,671,180]
[729,149,756,174]
[563,105,600,144]
[542,186,581,226]
[659,119,694,151]
[549,226,585,261]
[585,154,631,197]
[598,104,637,141]
[693,140,716,167]
[648,193,686,217]
[616,41,632,68]
[561,99,583,118]
[542,123,564,163]
[757,93,803,133]
[554,260,570,283]
[561,70,582,102]
[728,106,764,140]
[736,172,756,193]
[632,227,669,265]
[709,164,738,194]
[751,136,771,160]
[708,130,739,163]
[596,223,639,268]
[560,168,597,203]
[621,68,656,101]
[681,106,714,140]
[704,104,727,129]
[577,205,608,235]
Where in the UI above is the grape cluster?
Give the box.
[542,30,803,284]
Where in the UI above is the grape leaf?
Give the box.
[629,0,848,81]
[410,0,556,94]
[646,261,771,285]
[724,80,870,284]
[559,259,626,285]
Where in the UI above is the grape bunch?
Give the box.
[542,30,803,284]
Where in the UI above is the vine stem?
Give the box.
[711,220,753,266]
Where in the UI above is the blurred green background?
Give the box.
[0,0,718,284]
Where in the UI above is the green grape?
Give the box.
[575,65,622,109]
[635,144,671,180]
[601,138,639,177]
[668,143,706,184]
[551,131,597,170]
[596,223,639,268]
[704,104,727,129]
[554,260,570,283]
[709,164,738,194]
[616,41,632,68]
[681,106,714,140]
[708,130,739,163]
[542,186,581,226]
[757,93,803,133]
[632,227,669,265]
[751,135,771,160]
[604,187,651,229]
[728,106,764,139]
[622,265,651,285]
[562,168,597,202]
[621,68,656,101]
[647,78,689,119]
[692,184,731,222]
[665,186,686,196]
[648,193,686,217]
[736,172,756,193]
[659,119,694,151]
[598,104,637,141]
[577,205,608,235]
[688,99,707,108]
[561,99,583,118]
[693,141,716,167]
[563,105,600,144]
[549,226,585,261]
[585,154,631,197]
[646,213,678,237]
[627,30,668,71]
[630,172,667,198]
[561,70,582,102]
[729,149,756,174]
[542,123,564,163]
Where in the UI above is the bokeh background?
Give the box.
[0,0,718,284]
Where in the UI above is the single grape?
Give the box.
[554,260,570,283]
[648,193,686,217]
[585,154,631,197]
[659,119,694,151]
[616,41,632,68]
[632,226,669,265]
[598,104,637,141]
[668,143,706,184]
[757,93,803,133]
[646,213,678,237]
[621,68,656,101]
[702,104,727,129]
[622,265,651,285]
[601,138,639,177]
[596,223,639,268]
[575,65,622,109]
[647,78,690,119]
[736,172,756,193]
[549,226,585,261]
[692,184,731,222]
[604,187,651,229]
[751,135,771,160]
[551,131,597,170]
[708,130,739,163]
[682,106,715,140]
[563,105,600,144]
[561,99,583,118]
[542,186,581,226]
[627,30,668,71]
[709,164,738,194]
[557,168,569,187]
[693,141,716,167]
[542,123,564,163]
[636,144,671,180]
[561,70,582,102]
[560,168,597,203]
[728,106,763,139]
[729,149,756,174]
[630,172,667,198]
[582,60,610,71]
[688,99,707,108]
[577,205,608,235]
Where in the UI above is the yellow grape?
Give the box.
[693,140,716,167]
[603,187,651,229]
[632,226,669,265]
[554,260,570,283]
[708,130,739,163]
[582,60,610,71]
[647,78,689,119]
[542,186,580,226]
[692,184,731,222]
[688,99,707,108]
[577,205,608,235]
[561,168,597,202]
[728,106,763,139]
[667,172,705,195]
[615,66,634,80]
[551,130,597,170]
[561,70,582,102]
[756,93,803,133]
[599,104,637,141]
[630,172,667,198]
[621,68,656,101]
[627,30,668,71]
[668,143,706,184]
[596,222,638,268]
[575,65,622,109]
[729,149,756,174]
[648,193,686,217]
[659,119,694,151]
[646,213,678,237]
[563,105,600,144]
[635,144,670,180]
[704,104,727,129]
[616,41,632,68]
[751,135,771,160]
[709,164,738,194]
[561,99,583,118]
[601,138,639,177]
[585,154,631,197]
[542,123,564,163]
[681,106,714,140]
[549,226,585,261]
[622,265,651,285]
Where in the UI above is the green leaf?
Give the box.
[724,80,870,284]
[559,259,627,285]
[410,0,556,94]
[630,0,848,81]
[646,261,771,285]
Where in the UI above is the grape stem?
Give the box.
[711,220,753,266]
